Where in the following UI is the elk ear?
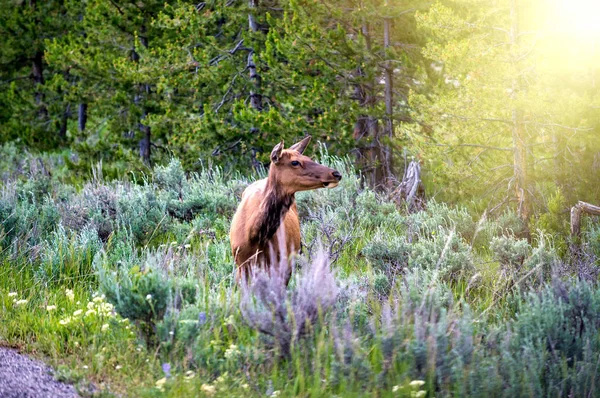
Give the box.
[270,140,284,163]
[289,136,311,154]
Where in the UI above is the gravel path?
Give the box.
[0,347,78,398]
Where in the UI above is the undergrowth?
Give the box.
[1,148,599,397]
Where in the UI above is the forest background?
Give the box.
[3,0,599,218]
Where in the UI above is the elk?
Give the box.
[230,136,342,284]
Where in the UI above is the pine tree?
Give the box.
[413,0,600,220]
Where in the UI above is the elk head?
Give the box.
[269,136,342,194]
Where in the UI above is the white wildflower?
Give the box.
[200,384,216,396]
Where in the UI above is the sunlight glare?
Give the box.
[550,0,600,39]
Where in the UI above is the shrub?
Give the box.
[95,246,199,344]
[362,233,410,276]
[407,201,476,242]
[490,235,531,271]
[240,246,338,356]
[409,229,474,281]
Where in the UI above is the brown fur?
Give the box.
[230,137,342,284]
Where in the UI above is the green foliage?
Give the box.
[490,235,531,270]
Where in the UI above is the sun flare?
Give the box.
[550,0,600,39]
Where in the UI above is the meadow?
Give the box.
[0,144,599,397]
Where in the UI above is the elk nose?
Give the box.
[332,170,342,181]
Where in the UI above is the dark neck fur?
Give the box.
[254,177,294,246]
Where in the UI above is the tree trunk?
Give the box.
[58,103,70,140]
[248,0,262,169]
[136,24,152,165]
[32,51,48,120]
[382,14,394,186]
[510,0,530,221]
[248,0,262,112]
[353,20,382,187]
[78,103,87,132]
[139,110,151,163]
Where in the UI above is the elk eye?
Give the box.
[291,160,300,166]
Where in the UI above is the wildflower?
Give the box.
[162,363,171,378]
[224,344,241,360]
[115,365,122,370]
[92,295,104,303]
[96,302,114,316]
[8,292,17,297]
[184,370,195,381]
[101,323,109,332]
[198,312,207,325]
[82,365,88,369]
[15,299,28,306]
[412,391,426,398]
[409,380,425,388]
[200,384,216,396]
[87,302,95,310]
[59,317,72,325]
[74,342,79,347]
[145,294,152,301]
[85,309,95,317]
[155,377,167,391]
[241,383,249,390]
[392,385,400,392]
[271,391,280,397]
[46,305,57,311]
[66,289,75,302]
[73,309,83,317]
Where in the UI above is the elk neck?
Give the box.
[254,173,295,245]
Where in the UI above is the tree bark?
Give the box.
[509,0,530,221]
[136,23,152,165]
[248,0,262,112]
[78,103,87,132]
[58,103,70,140]
[248,0,262,169]
[570,201,600,238]
[382,14,394,186]
[32,51,48,120]
[353,20,382,187]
